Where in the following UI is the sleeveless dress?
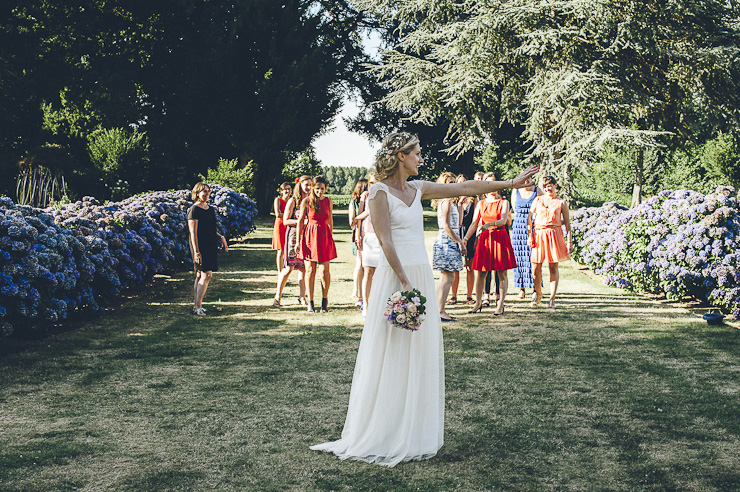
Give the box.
[300,198,337,262]
[432,200,463,272]
[360,190,380,268]
[310,181,444,467]
[512,188,538,288]
[460,197,477,261]
[530,196,570,264]
[187,204,219,272]
[471,198,517,272]
[284,201,304,268]
[271,197,287,250]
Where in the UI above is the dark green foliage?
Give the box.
[200,157,255,197]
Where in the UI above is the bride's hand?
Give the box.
[512,165,540,188]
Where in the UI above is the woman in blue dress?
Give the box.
[511,183,542,298]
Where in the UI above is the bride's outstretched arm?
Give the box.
[368,189,412,292]
[421,164,539,200]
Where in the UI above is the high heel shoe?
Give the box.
[320,298,328,313]
[468,304,483,314]
[307,300,315,313]
[530,294,541,307]
[494,305,505,316]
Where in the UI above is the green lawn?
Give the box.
[1,216,739,491]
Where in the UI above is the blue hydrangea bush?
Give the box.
[0,185,257,337]
[571,186,740,320]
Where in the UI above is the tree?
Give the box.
[356,0,740,203]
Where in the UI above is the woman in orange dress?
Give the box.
[527,175,572,309]
[297,176,337,313]
[271,182,292,272]
[464,173,517,316]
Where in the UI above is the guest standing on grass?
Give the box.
[272,182,292,272]
[511,182,542,299]
[187,182,228,316]
[297,176,337,313]
[349,179,368,308]
[465,174,517,316]
[273,175,311,307]
[356,173,380,317]
[432,172,466,322]
[450,173,475,306]
[528,175,572,309]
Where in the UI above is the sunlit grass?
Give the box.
[0,216,738,491]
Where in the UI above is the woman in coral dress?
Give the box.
[464,174,518,316]
[271,182,292,272]
[528,175,572,309]
[297,176,337,313]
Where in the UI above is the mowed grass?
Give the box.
[1,214,739,491]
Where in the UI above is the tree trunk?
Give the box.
[631,148,644,208]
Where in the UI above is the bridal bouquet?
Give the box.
[384,288,427,331]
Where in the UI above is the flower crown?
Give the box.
[380,132,414,158]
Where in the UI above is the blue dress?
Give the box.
[512,188,538,288]
[433,199,463,272]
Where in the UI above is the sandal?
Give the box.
[447,297,457,305]
[482,300,490,307]
[192,307,206,316]
[466,297,475,305]
[298,297,308,306]
[530,294,541,307]
[272,298,281,307]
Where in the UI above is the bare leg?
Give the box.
[276,250,283,272]
[532,263,543,306]
[306,261,317,303]
[495,270,508,315]
[194,270,213,310]
[274,265,295,304]
[548,263,559,308]
[469,270,487,312]
[319,261,331,299]
[437,271,455,319]
[465,263,475,301]
[352,252,363,300]
[296,267,306,303]
[450,271,460,302]
[362,266,375,312]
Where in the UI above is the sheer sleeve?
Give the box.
[367,182,390,201]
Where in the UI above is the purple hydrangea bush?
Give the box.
[0,185,257,337]
[571,186,740,320]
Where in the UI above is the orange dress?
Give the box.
[471,198,517,271]
[271,197,287,250]
[300,198,338,262]
[530,196,570,264]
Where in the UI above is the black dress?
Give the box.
[187,204,219,272]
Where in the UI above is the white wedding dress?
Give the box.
[310,181,444,467]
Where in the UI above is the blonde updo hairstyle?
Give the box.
[374,132,420,180]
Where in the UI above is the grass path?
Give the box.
[1,217,739,491]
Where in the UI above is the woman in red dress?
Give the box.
[271,182,292,272]
[464,173,517,316]
[296,176,337,313]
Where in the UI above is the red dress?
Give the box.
[471,198,518,271]
[300,198,337,262]
[272,198,287,250]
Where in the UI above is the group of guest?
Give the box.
[433,172,572,319]
[264,171,572,319]
[272,175,337,313]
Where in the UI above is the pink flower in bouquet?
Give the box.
[384,288,427,331]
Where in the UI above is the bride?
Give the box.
[310,132,538,467]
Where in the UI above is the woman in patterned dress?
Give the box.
[511,183,542,298]
[432,172,466,322]
[349,179,368,307]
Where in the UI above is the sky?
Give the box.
[313,99,378,169]
[313,31,381,169]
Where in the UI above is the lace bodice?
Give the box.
[367,180,426,247]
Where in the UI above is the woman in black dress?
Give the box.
[188,182,229,315]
